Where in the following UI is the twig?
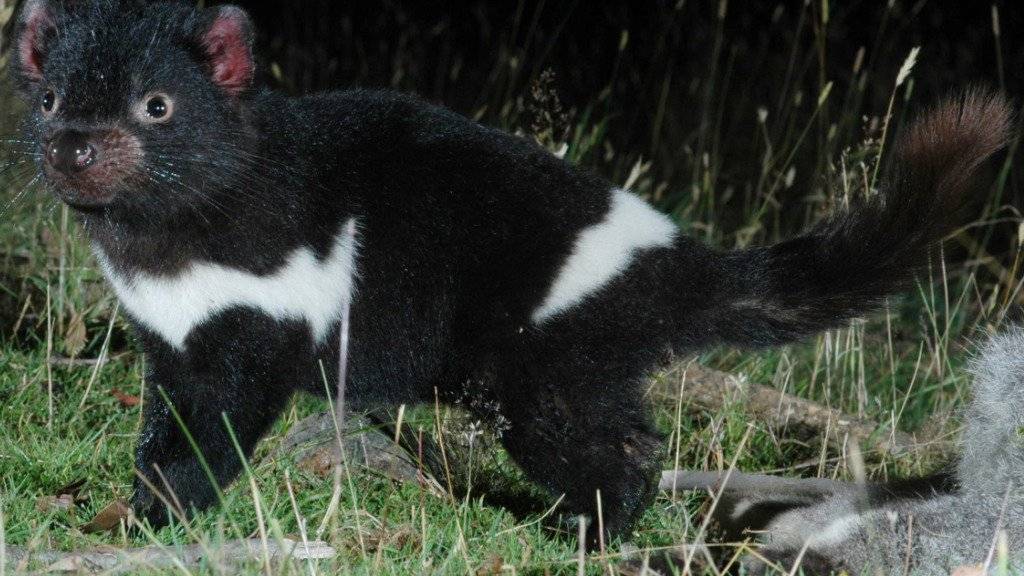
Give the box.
[3,538,335,575]
[657,469,847,497]
[47,352,130,368]
[650,362,941,458]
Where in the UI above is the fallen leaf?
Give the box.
[82,499,132,533]
[40,227,59,258]
[297,446,336,477]
[475,554,504,575]
[64,311,87,357]
[36,493,75,513]
[54,478,88,501]
[36,479,88,513]
[111,388,140,407]
[364,525,419,553]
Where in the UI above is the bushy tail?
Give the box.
[712,90,1013,346]
[958,325,1024,495]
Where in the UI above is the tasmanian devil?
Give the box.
[8,0,1013,542]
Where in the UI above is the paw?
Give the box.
[130,484,172,529]
[130,469,188,529]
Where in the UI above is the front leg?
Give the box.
[131,373,290,527]
[131,313,313,527]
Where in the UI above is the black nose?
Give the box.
[46,130,98,175]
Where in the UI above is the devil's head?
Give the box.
[11,0,259,224]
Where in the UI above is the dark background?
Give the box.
[234,0,1024,246]
[4,0,1023,250]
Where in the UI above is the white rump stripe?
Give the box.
[96,219,359,350]
[532,189,677,322]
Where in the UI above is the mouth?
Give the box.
[57,192,115,211]
[45,167,118,210]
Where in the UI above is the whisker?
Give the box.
[0,174,43,219]
[143,166,222,225]
[146,157,288,218]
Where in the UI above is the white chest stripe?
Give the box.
[532,189,677,323]
[96,220,359,350]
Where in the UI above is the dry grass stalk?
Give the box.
[649,362,948,459]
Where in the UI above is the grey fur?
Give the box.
[743,327,1024,575]
[959,328,1024,499]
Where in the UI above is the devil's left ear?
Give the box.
[13,0,57,90]
[196,5,255,96]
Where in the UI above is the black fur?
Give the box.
[10,0,1011,543]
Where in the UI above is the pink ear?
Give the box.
[201,6,254,96]
[16,0,56,82]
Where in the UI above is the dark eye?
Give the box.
[137,93,174,124]
[146,97,168,118]
[41,89,56,113]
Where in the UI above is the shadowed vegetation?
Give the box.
[0,1,1022,573]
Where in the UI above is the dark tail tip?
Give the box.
[898,89,1013,172]
[886,89,1014,239]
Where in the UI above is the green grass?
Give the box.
[0,270,984,576]
[1,2,1022,574]
[0,138,1006,575]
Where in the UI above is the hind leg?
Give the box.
[494,373,663,544]
[481,242,683,543]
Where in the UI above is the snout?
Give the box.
[46,130,99,175]
[42,128,142,209]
